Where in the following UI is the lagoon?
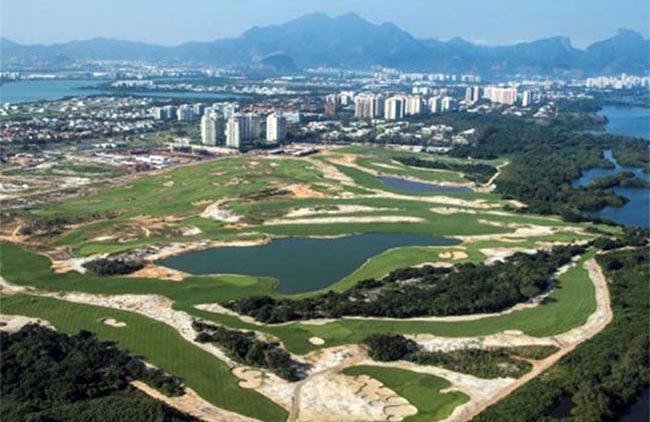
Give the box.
[378,175,472,194]
[0,79,244,104]
[159,233,458,294]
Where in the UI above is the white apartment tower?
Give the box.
[266,113,287,143]
[384,96,406,120]
[226,113,261,150]
[200,109,225,146]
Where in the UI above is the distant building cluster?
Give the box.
[584,73,650,90]
[351,93,457,120]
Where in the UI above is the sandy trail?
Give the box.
[446,258,612,421]
[132,381,259,422]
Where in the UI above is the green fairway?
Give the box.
[0,294,288,422]
[343,365,469,422]
[0,243,598,355]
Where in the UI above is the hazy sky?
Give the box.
[2,0,649,48]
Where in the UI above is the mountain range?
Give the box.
[2,12,648,76]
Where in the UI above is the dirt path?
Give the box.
[484,161,509,190]
[446,258,613,422]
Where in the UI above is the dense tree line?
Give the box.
[1,325,191,422]
[192,320,307,381]
[83,257,145,276]
[393,155,497,184]
[224,245,585,323]
[363,334,559,379]
[442,112,649,220]
[474,246,649,422]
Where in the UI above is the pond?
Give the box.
[573,149,649,228]
[377,175,472,193]
[159,233,459,294]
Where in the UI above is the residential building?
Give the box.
[266,113,287,143]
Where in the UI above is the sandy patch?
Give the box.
[285,184,326,199]
[200,200,240,223]
[162,181,175,187]
[181,226,202,236]
[0,314,53,333]
[130,264,188,281]
[233,367,264,389]
[266,216,425,226]
[285,205,399,218]
[480,247,538,265]
[102,317,127,327]
[438,251,468,260]
[309,337,326,346]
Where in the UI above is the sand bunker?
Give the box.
[0,314,53,333]
[102,317,127,327]
[200,201,240,222]
[285,183,326,198]
[233,367,264,389]
[309,337,326,346]
[130,264,188,281]
[438,251,468,260]
[285,205,399,218]
[266,216,424,225]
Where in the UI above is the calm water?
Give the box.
[574,150,649,228]
[0,80,107,104]
[619,389,650,422]
[599,106,650,140]
[575,105,650,228]
[378,175,472,193]
[0,79,242,104]
[159,233,458,294]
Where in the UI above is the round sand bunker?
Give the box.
[309,337,326,346]
[103,318,127,328]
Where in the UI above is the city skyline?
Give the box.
[2,0,648,48]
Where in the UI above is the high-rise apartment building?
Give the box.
[226,113,261,150]
[200,109,225,146]
[405,95,424,115]
[465,86,481,103]
[384,96,406,120]
[266,113,287,143]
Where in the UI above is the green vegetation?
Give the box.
[343,365,469,422]
[393,155,497,184]
[192,319,306,381]
[475,246,649,422]
[1,324,191,422]
[363,334,559,379]
[444,112,648,220]
[0,242,599,356]
[223,245,585,323]
[84,257,144,276]
[0,294,288,422]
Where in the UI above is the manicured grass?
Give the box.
[342,365,469,422]
[0,294,287,422]
[0,243,598,356]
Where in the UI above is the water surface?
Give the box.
[159,233,458,294]
[378,175,472,193]
[599,105,650,140]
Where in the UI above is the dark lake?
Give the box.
[377,175,472,193]
[575,105,650,228]
[159,233,458,294]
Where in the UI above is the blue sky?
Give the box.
[2,0,648,47]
